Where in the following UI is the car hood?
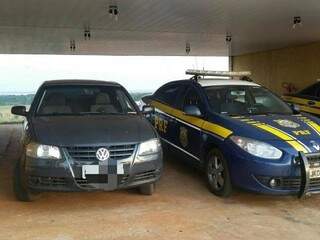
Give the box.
[31,115,156,146]
[227,114,320,141]
[216,113,320,153]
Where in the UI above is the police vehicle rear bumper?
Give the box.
[225,146,320,197]
[24,150,163,192]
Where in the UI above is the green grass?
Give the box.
[0,106,26,124]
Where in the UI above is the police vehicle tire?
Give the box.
[139,183,155,195]
[13,155,41,202]
[206,149,232,197]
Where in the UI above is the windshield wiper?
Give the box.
[78,112,137,116]
[38,113,73,116]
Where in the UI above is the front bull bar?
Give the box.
[298,151,310,198]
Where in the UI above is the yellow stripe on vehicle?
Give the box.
[239,118,253,122]
[202,122,234,139]
[308,122,320,136]
[251,123,309,153]
[247,121,258,124]
[151,100,233,139]
[231,116,244,119]
[283,96,320,115]
[298,116,320,136]
[298,104,320,115]
[283,96,320,108]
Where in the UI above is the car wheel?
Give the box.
[206,148,232,197]
[139,183,155,195]
[13,156,41,202]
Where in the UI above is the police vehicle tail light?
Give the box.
[230,136,282,160]
[26,142,61,160]
[137,139,161,156]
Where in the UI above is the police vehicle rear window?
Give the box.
[204,85,293,116]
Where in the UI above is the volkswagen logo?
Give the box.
[96,148,110,161]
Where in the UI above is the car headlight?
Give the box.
[137,139,161,156]
[26,142,61,159]
[230,136,282,159]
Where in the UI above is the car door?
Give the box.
[149,83,182,144]
[173,85,206,160]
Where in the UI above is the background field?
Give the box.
[0,106,25,124]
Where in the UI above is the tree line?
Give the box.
[0,92,150,106]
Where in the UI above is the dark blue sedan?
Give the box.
[143,70,320,198]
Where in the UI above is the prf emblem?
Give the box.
[154,116,168,133]
[274,119,300,128]
[179,127,188,147]
[292,130,311,136]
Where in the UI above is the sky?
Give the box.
[0,55,228,94]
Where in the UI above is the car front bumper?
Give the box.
[224,142,320,197]
[24,146,163,192]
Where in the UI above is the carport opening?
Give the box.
[0,54,228,124]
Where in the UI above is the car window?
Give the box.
[183,87,204,112]
[36,85,136,116]
[154,84,180,105]
[204,86,293,116]
[299,83,320,97]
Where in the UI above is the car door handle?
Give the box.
[308,101,316,106]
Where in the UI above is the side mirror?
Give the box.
[142,105,154,114]
[11,106,27,116]
[141,95,152,105]
[290,103,300,114]
[184,105,202,117]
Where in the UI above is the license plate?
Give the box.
[310,167,320,179]
[86,174,108,184]
[82,165,99,179]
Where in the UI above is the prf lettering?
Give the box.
[154,116,168,133]
[292,130,311,136]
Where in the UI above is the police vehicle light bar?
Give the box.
[186,69,251,78]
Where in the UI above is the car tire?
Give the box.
[205,148,232,197]
[13,156,41,202]
[139,183,155,195]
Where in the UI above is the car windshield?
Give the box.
[204,85,293,116]
[37,85,137,116]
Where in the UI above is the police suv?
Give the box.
[143,70,320,198]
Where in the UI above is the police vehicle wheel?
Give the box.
[13,156,41,202]
[206,149,232,197]
[139,183,155,195]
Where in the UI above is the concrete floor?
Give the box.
[1,125,320,240]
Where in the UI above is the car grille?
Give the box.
[257,153,320,192]
[75,178,96,189]
[66,144,136,162]
[120,175,129,184]
[305,153,320,168]
[274,177,320,190]
[29,176,67,186]
[133,170,158,182]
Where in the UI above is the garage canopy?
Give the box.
[0,0,320,56]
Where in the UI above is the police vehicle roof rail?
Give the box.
[186,69,252,81]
